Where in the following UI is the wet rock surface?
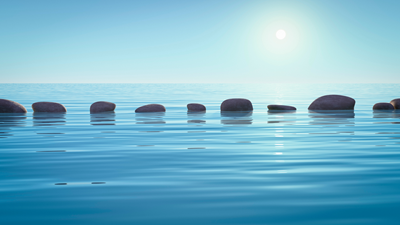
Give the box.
[187,103,206,112]
[32,102,67,113]
[373,103,395,110]
[268,105,296,111]
[0,99,27,113]
[221,98,253,111]
[135,104,166,113]
[308,95,355,110]
[390,98,400,109]
[90,101,116,113]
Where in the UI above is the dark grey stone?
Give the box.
[90,101,116,113]
[268,105,296,111]
[187,103,206,112]
[220,98,253,111]
[373,102,394,110]
[135,104,166,113]
[32,102,67,113]
[308,95,355,110]
[0,99,27,113]
[390,98,400,109]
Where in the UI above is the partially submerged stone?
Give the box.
[373,103,394,110]
[268,104,296,111]
[308,95,355,110]
[90,101,116,113]
[220,98,253,111]
[32,102,67,113]
[0,99,27,113]
[135,104,166,113]
[390,98,400,109]
[187,103,206,112]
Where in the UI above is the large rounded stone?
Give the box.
[187,103,206,112]
[373,103,394,110]
[32,102,67,113]
[268,105,296,111]
[390,98,400,109]
[90,101,116,113]
[135,104,166,113]
[220,98,253,111]
[308,95,355,110]
[0,99,27,113]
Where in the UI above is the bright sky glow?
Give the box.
[276,30,286,39]
[0,0,399,83]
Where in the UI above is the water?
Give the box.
[1,83,400,225]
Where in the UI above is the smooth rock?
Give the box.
[220,98,253,111]
[390,98,400,109]
[90,101,116,113]
[373,102,394,110]
[32,102,67,113]
[135,104,166,113]
[187,103,206,112]
[0,99,27,113]
[308,95,355,110]
[268,105,296,111]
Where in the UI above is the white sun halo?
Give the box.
[276,30,286,40]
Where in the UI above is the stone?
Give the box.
[390,98,400,109]
[268,104,296,111]
[135,104,166,113]
[220,98,253,111]
[90,101,116,113]
[373,103,394,110]
[0,99,27,113]
[32,102,67,113]
[308,95,355,110]
[187,103,206,112]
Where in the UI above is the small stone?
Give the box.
[268,105,296,111]
[135,104,166,113]
[90,101,116,113]
[221,98,253,111]
[390,98,400,109]
[187,103,206,112]
[308,95,355,110]
[373,103,394,110]
[0,99,27,113]
[32,102,67,113]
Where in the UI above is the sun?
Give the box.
[276,30,286,40]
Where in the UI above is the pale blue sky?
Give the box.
[0,0,399,83]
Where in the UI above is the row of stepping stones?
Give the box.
[1,95,400,113]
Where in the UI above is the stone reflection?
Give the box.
[90,112,116,126]
[373,111,393,119]
[373,111,400,124]
[187,111,206,125]
[373,111,400,118]
[135,112,165,125]
[33,113,66,126]
[308,110,355,126]
[0,113,26,138]
[221,112,253,125]
[267,111,296,124]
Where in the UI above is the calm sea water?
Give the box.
[1,83,400,225]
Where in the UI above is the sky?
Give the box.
[0,0,399,83]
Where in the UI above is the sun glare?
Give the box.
[276,30,286,40]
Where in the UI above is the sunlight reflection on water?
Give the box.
[1,84,400,224]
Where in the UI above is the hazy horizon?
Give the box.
[1,0,399,83]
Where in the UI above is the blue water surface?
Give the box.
[1,83,400,225]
